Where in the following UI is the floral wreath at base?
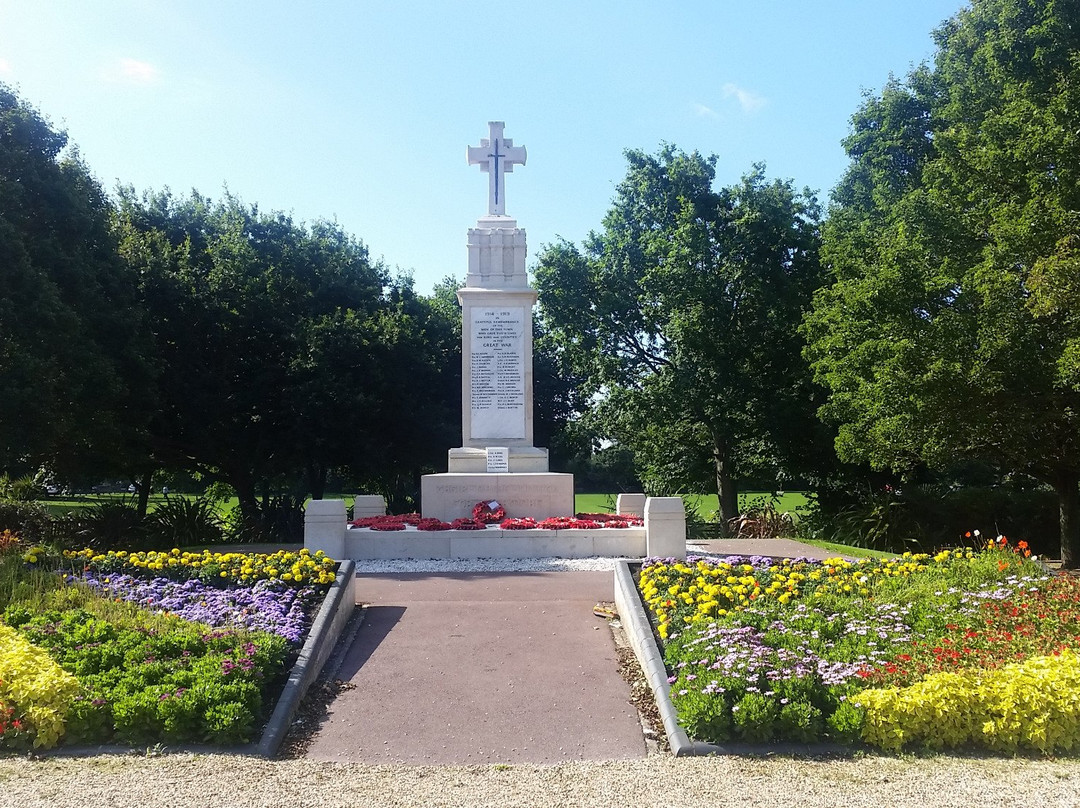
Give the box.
[416,518,452,531]
[500,517,539,530]
[577,512,643,527]
[451,517,488,530]
[538,516,600,530]
[352,513,421,529]
[472,500,507,524]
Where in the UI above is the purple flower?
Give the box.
[76,571,319,645]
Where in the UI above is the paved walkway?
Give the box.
[304,572,647,766]
[687,537,863,561]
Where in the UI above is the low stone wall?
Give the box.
[304,495,686,561]
[344,525,647,560]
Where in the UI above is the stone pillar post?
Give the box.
[616,493,647,518]
[645,497,686,560]
[351,495,387,518]
[305,499,346,560]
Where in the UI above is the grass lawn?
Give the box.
[575,491,810,518]
[639,538,1080,753]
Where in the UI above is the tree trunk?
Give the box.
[1056,470,1080,569]
[712,433,739,537]
[306,462,327,501]
[231,472,261,529]
[135,470,154,519]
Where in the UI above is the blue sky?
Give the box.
[0,1,965,292]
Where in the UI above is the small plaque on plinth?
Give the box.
[486,447,509,473]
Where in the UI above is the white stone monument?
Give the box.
[420,122,574,521]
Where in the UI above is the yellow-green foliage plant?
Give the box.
[0,623,81,749]
[855,648,1080,754]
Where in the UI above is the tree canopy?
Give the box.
[115,189,460,520]
[536,148,826,526]
[805,0,1080,563]
[0,84,153,479]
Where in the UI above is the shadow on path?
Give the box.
[336,605,405,680]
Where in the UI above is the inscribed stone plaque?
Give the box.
[470,307,526,439]
[486,447,509,473]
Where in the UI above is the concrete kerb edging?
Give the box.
[256,558,356,758]
[613,560,697,756]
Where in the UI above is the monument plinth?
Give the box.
[421,121,573,520]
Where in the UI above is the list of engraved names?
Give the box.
[470,307,526,439]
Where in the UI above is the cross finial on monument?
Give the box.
[467,121,526,216]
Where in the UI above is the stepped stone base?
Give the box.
[447,446,549,473]
[420,472,574,522]
[345,526,646,560]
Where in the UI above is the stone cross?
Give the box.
[467,121,526,217]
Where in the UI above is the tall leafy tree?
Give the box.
[536,148,825,527]
[805,0,1080,564]
[0,84,152,479]
[116,189,457,520]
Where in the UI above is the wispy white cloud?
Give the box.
[722,82,766,113]
[104,57,160,86]
[0,57,12,77]
[693,102,719,119]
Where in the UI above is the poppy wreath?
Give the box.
[576,512,644,527]
[537,516,601,530]
[472,500,506,524]
[417,518,452,531]
[500,517,539,530]
[369,521,406,531]
[450,517,487,530]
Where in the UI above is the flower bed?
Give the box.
[1,543,335,751]
[639,537,1080,753]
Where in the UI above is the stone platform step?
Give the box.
[345,526,646,560]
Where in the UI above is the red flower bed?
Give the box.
[859,572,1080,687]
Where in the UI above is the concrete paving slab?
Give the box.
[304,572,647,765]
[686,537,866,562]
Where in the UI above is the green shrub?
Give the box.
[146,497,223,548]
[0,473,45,502]
[223,495,304,544]
[0,500,52,543]
[69,502,148,551]
[6,606,290,747]
[799,484,1058,555]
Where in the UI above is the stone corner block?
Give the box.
[645,497,686,559]
[304,499,346,560]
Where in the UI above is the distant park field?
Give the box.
[41,491,810,520]
[574,491,810,518]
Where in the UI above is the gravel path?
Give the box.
[1,752,1078,807]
